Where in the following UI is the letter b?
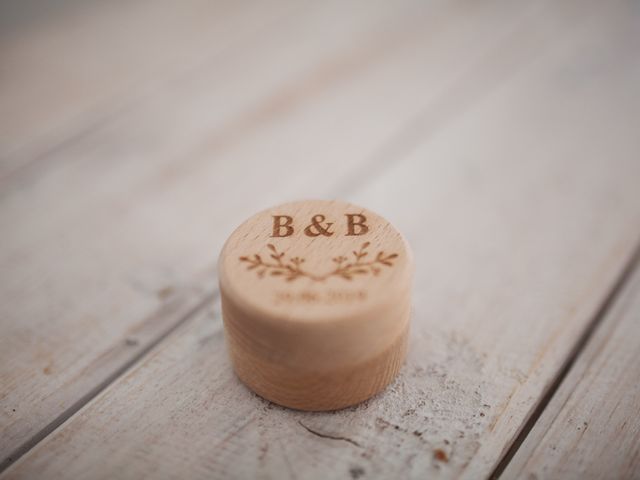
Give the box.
[345,213,369,236]
[271,215,294,237]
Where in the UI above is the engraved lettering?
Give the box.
[345,213,369,236]
[304,214,334,237]
[271,215,294,237]
[274,289,368,305]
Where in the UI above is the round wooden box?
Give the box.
[218,200,413,411]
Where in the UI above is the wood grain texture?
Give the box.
[0,0,296,179]
[501,256,640,480]
[0,0,549,467]
[3,0,639,478]
[0,0,437,463]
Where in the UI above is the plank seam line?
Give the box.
[0,1,606,471]
[0,2,565,467]
[0,290,219,474]
[0,0,300,188]
[2,3,520,462]
[329,0,547,199]
[489,237,640,480]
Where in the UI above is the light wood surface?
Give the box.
[0,0,548,466]
[0,0,295,178]
[1,0,639,478]
[1,0,445,464]
[501,256,640,480]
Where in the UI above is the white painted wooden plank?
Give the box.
[501,257,640,479]
[0,0,296,178]
[0,0,541,468]
[354,7,640,478]
[4,1,639,478]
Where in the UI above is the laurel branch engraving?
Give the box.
[239,242,398,282]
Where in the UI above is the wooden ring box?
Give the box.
[218,200,413,411]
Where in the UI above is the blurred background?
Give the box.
[1,0,640,478]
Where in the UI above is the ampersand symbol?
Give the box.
[304,214,334,237]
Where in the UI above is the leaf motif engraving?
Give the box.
[238,243,398,282]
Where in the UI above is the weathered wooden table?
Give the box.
[1,1,639,478]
